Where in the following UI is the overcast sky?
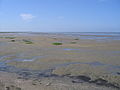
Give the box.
[0,0,120,32]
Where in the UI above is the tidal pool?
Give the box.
[63,48,80,51]
[14,56,44,62]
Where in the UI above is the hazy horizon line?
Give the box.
[0,31,120,33]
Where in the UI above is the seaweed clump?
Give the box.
[52,42,62,45]
[23,39,33,44]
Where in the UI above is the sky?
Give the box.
[0,0,120,32]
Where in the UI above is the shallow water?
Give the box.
[0,48,120,75]
[54,61,120,69]
[1,32,120,40]
[0,42,8,46]
[60,32,120,40]
[14,56,44,62]
[63,48,80,51]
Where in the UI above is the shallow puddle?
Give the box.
[0,54,44,62]
[14,56,44,62]
[0,42,8,46]
[63,48,80,51]
[1,54,120,74]
[54,61,104,68]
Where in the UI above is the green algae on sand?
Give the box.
[52,42,63,45]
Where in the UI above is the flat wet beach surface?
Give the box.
[0,32,120,90]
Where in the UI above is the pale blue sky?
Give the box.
[0,0,120,32]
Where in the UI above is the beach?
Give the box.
[0,32,120,90]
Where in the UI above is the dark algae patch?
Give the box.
[117,72,120,75]
[90,78,120,89]
[74,38,79,40]
[6,85,21,90]
[10,40,16,42]
[68,75,120,89]
[70,75,91,83]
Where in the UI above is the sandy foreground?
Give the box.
[0,33,120,90]
[0,71,117,90]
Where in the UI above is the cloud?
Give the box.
[20,13,35,21]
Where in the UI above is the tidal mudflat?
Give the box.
[0,32,120,90]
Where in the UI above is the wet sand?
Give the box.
[0,32,120,90]
[0,71,119,90]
